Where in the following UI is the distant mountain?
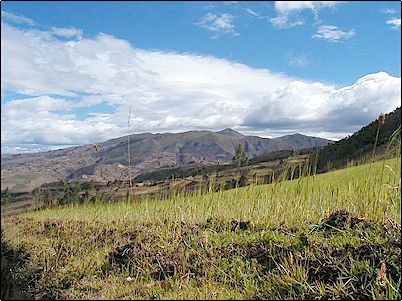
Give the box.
[1,129,331,192]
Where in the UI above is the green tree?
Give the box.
[60,181,81,205]
[232,144,249,168]
[238,167,250,187]
[43,190,54,207]
[1,187,11,204]
[32,187,43,204]
[232,144,250,187]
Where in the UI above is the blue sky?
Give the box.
[1,1,401,153]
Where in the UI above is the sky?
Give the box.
[1,1,401,154]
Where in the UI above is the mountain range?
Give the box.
[1,129,331,192]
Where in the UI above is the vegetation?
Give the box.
[1,156,400,300]
[133,163,232,183]
[313,107,401,172]
[233,144,249,168]
[232,144,250,188]
[1,188,11,205]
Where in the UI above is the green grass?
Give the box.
[1,157,401,300]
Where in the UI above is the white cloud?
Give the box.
[275,1,339,14]
[1,10,36,26]
[196,13,240,38]
[244,8,259,17]
[244,72,401,139]
[270,15,304,28]
[5,96,75,114]
[312,25,355,42]
[51,26,83,39]
[381,7,400,30]
[1,99,120,146]
[1,22,143,96]
[1,20,400,153]
[286,52,309,68]
[271,1,340,28]
[381,8,397,15]
[386,18,401,30]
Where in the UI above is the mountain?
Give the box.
[1,130,331,192]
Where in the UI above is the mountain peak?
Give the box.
[288,133,304,137]
[217,128,243,136]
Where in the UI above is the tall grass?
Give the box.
[372,113,386,162]
[19,157,400,227]
[127,105,133,201]
[2,155,400,300]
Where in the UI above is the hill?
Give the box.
[1,157,400,299]
[1,130,331,192]
[313,107,401,172]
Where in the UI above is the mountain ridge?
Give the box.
[1,129,331,192]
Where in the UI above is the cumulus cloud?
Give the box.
[2,104,120,146]
[312,25,355,42]
[243,72,401,139]
[196,13,240,38]
[1,22,143,96]
[1,16,400,153]
[386,18,401,30]
[1,95,121,146]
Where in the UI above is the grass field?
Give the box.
[1,157,400,300]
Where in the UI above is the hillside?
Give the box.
[1,130,330,192]
[313,107,401,172]
[1,157,400,300]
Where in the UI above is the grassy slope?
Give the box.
[1,157,401,300]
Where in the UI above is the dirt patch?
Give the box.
[201,218,252,232]
[1,233,32,300]
[318,209,375,231]
[34,218,138,249]
[105,240,191,281]
[148,251,185,280]
[230,220,251,231]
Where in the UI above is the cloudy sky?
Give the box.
[1,1,401,154]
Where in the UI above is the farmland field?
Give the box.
[1,157,400,300]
